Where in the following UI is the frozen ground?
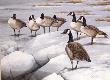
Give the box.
[28,26,110,80]
[0,0,110,80]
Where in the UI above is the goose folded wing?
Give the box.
[68,42,90,61]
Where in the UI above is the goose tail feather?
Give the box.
[98,30,108,38]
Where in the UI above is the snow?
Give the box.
[1,51,37,79]
[25,31,68,59]
[28,26,110,80]
[0,40,18,59]
[42,73,64,80]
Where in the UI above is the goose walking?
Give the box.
[62,29,91,70]
[79,16,108,45]
[52,15,66,31]
[8,14,27,36]
[36,13,57,33]
[28,15,40,36]
[67,12,83,40]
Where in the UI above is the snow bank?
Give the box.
[0,40,18,58]
[1,51,37,79]
[40,53,110,80]
[25,31,68,59]
[1,48,50,80]
[31,26,110,80]
[42,73,64,80]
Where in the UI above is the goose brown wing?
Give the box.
[87,25,99,32]
[16,19,26,26]
[68,42,91,62]
[44,16,54,20]
[57,17,66,22]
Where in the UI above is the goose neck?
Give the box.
[72,15,76,22]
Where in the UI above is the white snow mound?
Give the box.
[42,73,64,80]
[1,51,37,79]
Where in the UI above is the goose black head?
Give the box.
[82,16,87,27]
[12,14,16,19]
[68,12,76,22]
[40,13,44,19]
[29,16,32,21]
[32,15,35,20]
[53,15,57,19]
[77,16,83,21]
[61,29,74,43]
[67,12,75,16]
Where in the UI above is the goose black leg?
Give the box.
[43,27,45,33]
[49,26,50,32]
[76,31,79,40]
[75,61,79,69]
[18,29,20,36]
[13,29,16,36]
[91,37,94,45]
[57,27,59,31]
[31,30,32,36]
[70,60,74,70]
[35,31,37,37]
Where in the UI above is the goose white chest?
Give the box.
[70,22,81,32]
[8,18,18,29]
[28,20,40,31]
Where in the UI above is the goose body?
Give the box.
[36,13,57,33]
[67,12,83,39]
[62,29,91,69]
[8,14,27,35]
[80,16,108,44]
[28,15,40,36]
[52,15,66,31]
[65,42,91,62]
[81,25,97,37]
[36,16,54,27]
[8,18,26,30]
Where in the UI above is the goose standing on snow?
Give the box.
[36,13,57,33]
[8,14,27,36]
[79,16,108,45]
[52,15,66,31]
[62,29,91,70]
[28,15,40,36]
[67,12,83,40]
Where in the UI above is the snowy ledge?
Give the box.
[28,26,110,80]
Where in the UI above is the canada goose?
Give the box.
[8,14,27,36]
[28,15,40,36]
[52,15,66,31]
[62,29,91,70]
[79,16,108,45]
[36,13,57,33]
[67,12,83,40]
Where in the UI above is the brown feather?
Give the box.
[65,42,91,62]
